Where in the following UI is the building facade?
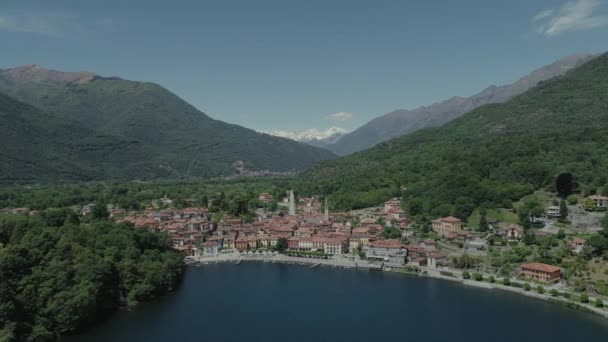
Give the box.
[520,262,561,283]
[431,216,463,237]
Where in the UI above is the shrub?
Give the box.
[550,289,559,297]
[524,283,531,291]
[595,299,604,308]
[536,286,545,294]
[473,273,483,281]
[567,195,578,205]
[562,292,571,299]
[489,276,495,283]
[580,293,589,303]
[502,278,511,286]
[462,271,470,279]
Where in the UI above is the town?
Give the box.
[96,190,608,309]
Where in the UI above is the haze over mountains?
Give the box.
[324,54,594,156]
[0,65,335,182]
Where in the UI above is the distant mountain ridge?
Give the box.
[266,127,348,149]
[327,54,594,156]
[0,65,336,182]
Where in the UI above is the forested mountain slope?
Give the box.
[327,54,593,156]
[0,65,335,181]
[298,53,608,218]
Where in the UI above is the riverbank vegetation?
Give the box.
[0,210,184,341]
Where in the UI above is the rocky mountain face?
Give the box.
[326,54,594,156]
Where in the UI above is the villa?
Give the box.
[504,224,524,241]
[520,262,561,283]
[432,216,463,237]
[547,206,560,218]
[588,195,608,209]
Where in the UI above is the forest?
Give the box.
[0,208,184,341]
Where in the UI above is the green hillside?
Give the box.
[298,53,608,218]
[0,66,335,181]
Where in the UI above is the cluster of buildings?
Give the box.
[0,207,39,216]
[116,196,450,267]
[111,194,587,284]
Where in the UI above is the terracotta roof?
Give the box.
[521,262,560,273]
[442,216,462,223]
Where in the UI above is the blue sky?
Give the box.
[1,0,607,138]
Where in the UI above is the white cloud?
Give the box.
[264,127,349,142]
[533,9,555,22]
[327,112,354,121]
[534,0,608,36]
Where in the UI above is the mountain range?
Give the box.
[0,65,336,182]
[267,127,348,149]
[299,52,608,217]
[324,54,594,156]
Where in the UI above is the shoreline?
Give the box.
[187,254,608,320]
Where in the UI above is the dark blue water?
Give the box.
[68,263,608,342]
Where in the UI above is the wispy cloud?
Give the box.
[327,112,354,121]
[0,11,74,36]
[533,0,608,36]
[0,10,113,37]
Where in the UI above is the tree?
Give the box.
[583,197,595,211]
[91,202,109,220]
[64,211,80,226]
[275,238,288,252]
[479,209,489,232]
[241,213,254,224]
[559,199,569,220]
[381,227,401,239]
[566,195,578,205]
[43,208,68,227]
[557,229,566,240]
[556,172,574,198]
[523,232,537,246]
[519,197,544,224]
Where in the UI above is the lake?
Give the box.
[67,262,608,342]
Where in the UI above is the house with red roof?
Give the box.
[520,262,561,283]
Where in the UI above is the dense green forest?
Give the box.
[0,65,335,182]
[297,53,608,218]
[0,212,184,341]
[0,178,290,212]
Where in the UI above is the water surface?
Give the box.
[68,263,608,341]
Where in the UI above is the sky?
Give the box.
[1,0,608,139]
